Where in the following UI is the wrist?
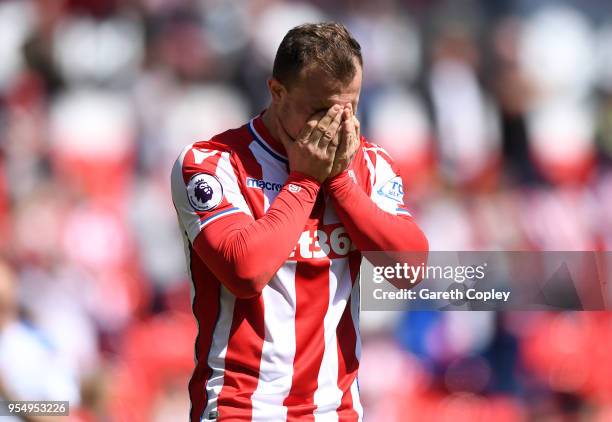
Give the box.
[286,171,322,198]
[325,169,351,189]
[287,170,322,186]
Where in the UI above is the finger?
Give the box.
[320,108,344,149]
[295,117,319,146]
[349,117,360,159]
[343,113,356,142]
[343,103,353,120]
[344,107,358,143]
[327,136,340,158]
[291,112,323,147]
[341,107,351,123]
[353,115,361,141]
[335,119,352,157]
[310,105,342,146]
[347,117,361,155]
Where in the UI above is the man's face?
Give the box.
[270,61,362,141]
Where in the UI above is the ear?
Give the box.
[268,78,287,105]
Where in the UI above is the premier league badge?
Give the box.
[187,173,223,211]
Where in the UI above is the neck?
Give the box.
[261,106,281,142]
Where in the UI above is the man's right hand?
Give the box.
[276,105,343,183]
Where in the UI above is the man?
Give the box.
[171,22,428,422]
[0,262,79,422]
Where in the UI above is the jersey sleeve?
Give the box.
[172,142,323,299]
[171,143,252,243]
[325,140,428,254]
[363,144,413,217]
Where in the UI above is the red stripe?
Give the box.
[374,145,395,167]
[181,144,224,184]
[188,246,221,422]
[336,251,362,421]
[217,296,266,419]
[284,259,331,421]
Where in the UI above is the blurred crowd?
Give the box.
[0,0,611,420]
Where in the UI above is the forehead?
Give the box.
[291,65,362,107]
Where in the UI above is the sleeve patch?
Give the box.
[376,176,404,203]
[187,173,224,211]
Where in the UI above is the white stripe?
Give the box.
[251,262,298,422]
[363,145,387,154]
[350,378,363,421]
[171,144,201,242]
[372,156,398,192]
[323,194,341,225]
[202,286,236,420]
[350,274,361,362]
[349,276,363,419]
[313,258,352,421]
[370,155,402,215]
[216,152,253,216]
[362,148,377,191]
[248,141,288,213]
[193,148,219,164]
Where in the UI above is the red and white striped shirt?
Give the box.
[171,114,428,422]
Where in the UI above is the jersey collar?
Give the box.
[248,112,289,164]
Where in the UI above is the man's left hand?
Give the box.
[329,104,360,179]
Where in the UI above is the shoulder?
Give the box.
[353,136,404,191]
[360,138,394,161]
[357,136,397,171]
[171,124,252,191]
[172,124,252,171]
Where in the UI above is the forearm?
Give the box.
[194,172,320,298]
[326,171,428,252]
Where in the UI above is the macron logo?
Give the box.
[246,177,282,192]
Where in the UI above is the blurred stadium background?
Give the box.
[0,0,611,420]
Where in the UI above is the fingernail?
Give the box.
[333,104,341,111]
